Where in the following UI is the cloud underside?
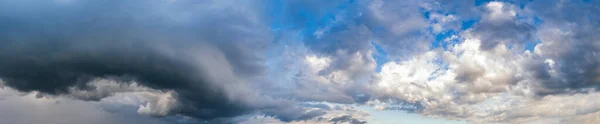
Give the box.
[0,0,599,123]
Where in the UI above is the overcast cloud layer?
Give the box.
[0,0,599,124]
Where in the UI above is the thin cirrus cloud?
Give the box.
[0,0,599,124]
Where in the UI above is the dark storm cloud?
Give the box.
[0,0,321,121]
[525,0,600,95]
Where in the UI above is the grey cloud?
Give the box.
[470,1,536,50]
[525,0,600,95]
[362,0,431,59]
[433,1,537,50]
[0,0,317,122]
[0,90,170,124]
[472,21,535,50]
[267,0,433,105]
[7,0,600,123]
[329,115,366,124]
[312,25,375,76]
[263,107,327,122]
[268,0,378,104]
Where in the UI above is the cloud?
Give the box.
[369,28,600,123]
[1,0,600,123]
[524,0,600,95]
[0,87,171,124]
[368,1,600,123]
[329,115,367,124]
[363,0,431,59]
[260,0,434,106]
[0,0,320,122]
[236,103,369,124]
[136,90,179,117]
[469,1,536,50]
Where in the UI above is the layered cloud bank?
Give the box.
[0,0,599,123]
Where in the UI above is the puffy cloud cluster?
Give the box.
[371,35,525,119]
[369,0,600,123]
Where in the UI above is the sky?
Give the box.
[0,0,599,124]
